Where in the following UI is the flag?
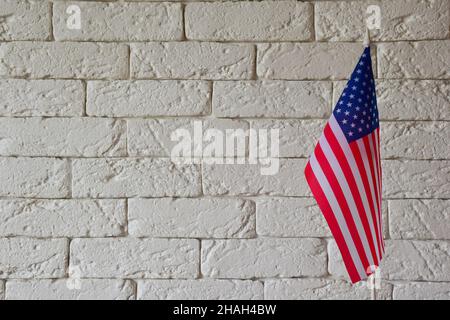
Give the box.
[305,46,384,283]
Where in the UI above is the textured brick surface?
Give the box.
[131,42,254,80]
[389,200,450,240]
[383,160,450,198]
[0,0,51,41]
[378,41,450,79]
[0,199,126,237]
[382,240,450,281]
[0,238,68,279]
[393,282,450,300]
[0,42,128,79]
[316,0,449,41]
[129,198,255,238]
[213,80,331,118]
[381,121,450,160]
[72,158,201,198]
[1,0,448,300]
[0,157,70,198]
[6,279,135,300]
[0,281,4,300]
[250,119,324,158]
[0,80,84,117]
[71,238,199,279]
[128,118,248,157]
[256,198,331,238]
[202,159,310,196]
[265,279,392,300]
[0,118,126,157]
[138,280,263,300]
[376,80,450,120]
[257,43,363,80]
[53,2,182,41]
[87,81,210,117]
[202,238,327,278]
[186,2,313,41]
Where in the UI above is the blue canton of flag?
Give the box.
[333,47,379,142]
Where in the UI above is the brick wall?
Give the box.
[0,0,449,300]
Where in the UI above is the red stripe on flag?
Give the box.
[305,162,361,283]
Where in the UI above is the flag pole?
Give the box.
[363,27,371,48]
[364,25,377,301]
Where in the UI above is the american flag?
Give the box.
[305,46,384,283]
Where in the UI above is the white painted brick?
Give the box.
[377,80,450,120]
[202,159,310,196]
[257,43,363,80]
[202,238,327,278]
[383,160,450,198]
[53,2,182,41]
[265,279,392,300]
[393,282,450,300]
[0,199,126,237]
[0,80,84,117]
[137,280,263,300]
[213,80,332,118]
[381,201,389,239]
[378,41,450,79]
[72,158,201,198]
[0,157,70,198]
[389,200,450,240]
[71,238,199,279]
[316,0,449,41]
[383,240,450,281]
[129,198,255,238]
[0,238,68,279]
[128,118,249,157]
[371,282,394,301]
[186,2,313,41]
[382,121,450,160]
[131,42,254,80]
[256,198,331,238]
[0,42,128,79]
[0,0,51,40]
[250,119,324,158]
[87,80,210,117]
[334,80,450,120]
[329,240,450,281]
[6,279,135,300]
[0,118,126,157]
